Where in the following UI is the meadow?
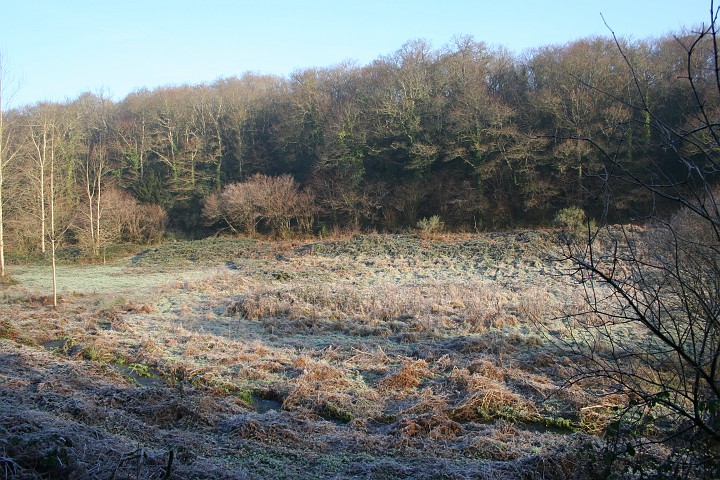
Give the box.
[0,233,625,479]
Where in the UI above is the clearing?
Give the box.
[1,233,612,479]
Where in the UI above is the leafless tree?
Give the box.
[550,3,720,477]
[73,185,166,250]
[73,93,115,258]
[27,111,75,306]
[28,107,54,255]
[0,52,23,277]
[203,174,314,237]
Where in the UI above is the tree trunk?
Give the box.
[51,237,57,308]
[85,155,96,256]
[0,155,5,277]
[0,112,5,276]
[96,173,101,256]
[0,55,5,277]
[50,130,57,307]
[40,129,46,254]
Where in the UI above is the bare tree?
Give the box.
[203,174,314,236]
[28,108,52,255]
[0,52,22,277]
[550,4,720,477]
[0,53,7,276]
[73,185,166,249]
[25,108,74,306]
[72,93,115,258]
[47,121,61,307]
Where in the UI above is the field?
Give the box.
[0,233,619,479]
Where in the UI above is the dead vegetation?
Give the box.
[0,232,644,479]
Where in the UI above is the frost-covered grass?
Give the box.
[0,233,620,479]
[9,264,216,295]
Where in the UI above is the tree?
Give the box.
[0,52,23,277]
[203,174,314,236]
[550,5,720,476]
[73,92,116,257]
[24,105,75,306]
[116,89,151,184]
[27,105,55,255]
[46,118,72,308]
[0,54,5,276]
[73,186,166,249]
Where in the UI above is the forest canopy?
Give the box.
[1,31,715,254]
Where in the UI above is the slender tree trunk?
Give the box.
[85,140,106,258]
[30,123,50,254]
[0,71,4,277]
[96,171,102,260]
[49,129,57,307]
[0,110,5,277]
[0,165,5,277]
[85,152,96,256]
[36,127,47,255]
[0,55,5,277]
[140,119,146,178]
[51,237,57,307]
[40,166,46,254]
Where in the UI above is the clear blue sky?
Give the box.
[0,0,712,108]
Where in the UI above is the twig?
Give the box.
[107,449,142,480]
[160,450,174,480]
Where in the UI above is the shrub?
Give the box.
[73,187,166,250]
[553,206,594,234]
[202,174,315,237]
[416,215,444,234]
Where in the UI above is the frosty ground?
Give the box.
[0,233,615,479]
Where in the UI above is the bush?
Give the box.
[72,187,166,251]
[553,206,594,233]
[416,215,444,234]
[202,174,314,237]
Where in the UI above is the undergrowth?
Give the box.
[0,232,657,479]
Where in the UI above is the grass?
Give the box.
[0,232,631,479]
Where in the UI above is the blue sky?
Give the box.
[0,0,712,108]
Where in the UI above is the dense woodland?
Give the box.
[0,32,716,256]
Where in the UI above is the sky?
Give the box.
[0,0,713,109]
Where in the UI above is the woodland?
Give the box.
[0,31,714,259]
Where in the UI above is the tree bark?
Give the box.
[30,123,48,255]
[50,130,57,307]
[0,96,5,277]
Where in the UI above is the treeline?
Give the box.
[1,33,714,254]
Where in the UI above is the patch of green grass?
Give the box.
[128,362,152,378]
[319,401,354,423]
[536,415,579,432]
[234,389,254,404]
[81,345,107,363]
